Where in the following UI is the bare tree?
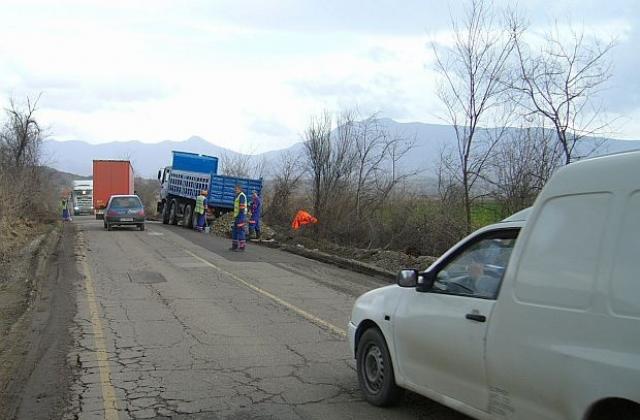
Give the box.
[433,0,515,232]
[250,155,268,179]
[302,111,355,226]
[265,151,304,224]
[373,136,417,202]
[303,111,332,220]
[0,95,43,169]
[349,113,416,220]
[219,152,267,179]
[219,152,252,177]
[509,20,615,164]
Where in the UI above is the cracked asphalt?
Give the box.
[54,216,468,420]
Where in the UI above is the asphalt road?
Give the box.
[23,216,469,420]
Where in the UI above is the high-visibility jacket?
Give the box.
[195,195,206,214]
[234,192,247,221]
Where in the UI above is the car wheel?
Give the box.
[356,328,403,406]
[139,224,145,231]
[103,221,107,230]
[106,223,112,231]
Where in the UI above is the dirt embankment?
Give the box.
[0,219,44,266]
[206,214,437,276]
[0,221,55,337]
[0,220,74,419]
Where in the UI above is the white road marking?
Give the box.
[184,250,347,337]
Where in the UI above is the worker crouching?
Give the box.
[230,184,247,251]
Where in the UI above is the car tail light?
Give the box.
[137,210,145,216]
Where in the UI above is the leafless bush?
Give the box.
[134,177,160,217]
[0,96,53,221]
[0,95,57,258]
[300,110,420,247]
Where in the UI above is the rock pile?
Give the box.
[337,248,436,273]
[278,235,438,273]
[209,213,234,238]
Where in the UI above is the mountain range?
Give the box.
[41,119,640,179]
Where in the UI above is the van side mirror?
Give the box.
[157,170,162,181]
[417,271,436,293]
[396,269,418,288]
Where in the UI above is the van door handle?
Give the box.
[465,313,486,323]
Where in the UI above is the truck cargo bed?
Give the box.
[208,175,262,209]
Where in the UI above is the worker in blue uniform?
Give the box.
[249,190,262,239]
[231,184,247,251]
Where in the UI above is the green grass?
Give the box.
[471,201,504,227]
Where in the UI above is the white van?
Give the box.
[348,151,640,420]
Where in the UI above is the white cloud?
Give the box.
[0,0,638,152]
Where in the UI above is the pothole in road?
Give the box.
[128,271,167,284]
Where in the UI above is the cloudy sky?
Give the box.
[1,0,638,152]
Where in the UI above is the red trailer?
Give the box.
[93,160,134,219]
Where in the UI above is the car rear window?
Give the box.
[111,197,142,208]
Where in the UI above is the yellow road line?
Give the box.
[80,256,119,420]
[184,250,347,337]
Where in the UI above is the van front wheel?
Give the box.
[356,328,403,406]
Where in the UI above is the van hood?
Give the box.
[350,284,402,325]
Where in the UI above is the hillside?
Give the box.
[41,119,640,178]
[39,166,91,190]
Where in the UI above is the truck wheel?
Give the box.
[161,202,170,224]
[183,204,193,229]
[356,328,404,406]
[169,201,178,225]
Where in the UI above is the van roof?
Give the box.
[542,150,640,198]
[502,207,531,222]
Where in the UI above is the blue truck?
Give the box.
[157,151,263,228]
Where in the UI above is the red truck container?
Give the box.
[93,160,134,219]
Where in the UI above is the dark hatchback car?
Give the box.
[104,195,145,231]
